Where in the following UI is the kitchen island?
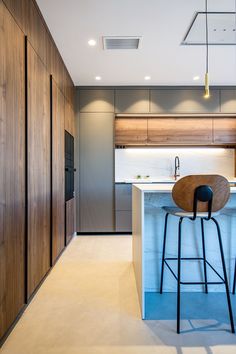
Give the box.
[132,183,236,319]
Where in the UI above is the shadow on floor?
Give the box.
[144,292,236,349]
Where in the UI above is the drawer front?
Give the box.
[115,211,132,232]
[115,184,132,210]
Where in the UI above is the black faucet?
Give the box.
[174,156,180,180]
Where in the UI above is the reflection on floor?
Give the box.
[1,236,236,354]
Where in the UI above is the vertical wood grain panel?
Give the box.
[52,79,65,263]
[66,198,75,245]
[65,98,75,136]
[2,0,28,33]
[27,42,50,298]
[0,2,25,338]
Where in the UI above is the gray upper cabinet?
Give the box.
[220,90,236,113]
[150,89,220,113]
[79,89,114,112]
[115,89,149,113]
[79,112,114,232]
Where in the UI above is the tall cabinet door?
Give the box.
[27,42,51,298]
[0,3,25,338]
[79,113,114,232]
[52,79,65,263]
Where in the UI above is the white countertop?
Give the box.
[133,183,236,193]
[117,176,236,184]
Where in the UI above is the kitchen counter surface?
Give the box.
[116,176,236,184]
[133,183,236,193]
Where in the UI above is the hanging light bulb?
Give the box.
[204,0,210,98]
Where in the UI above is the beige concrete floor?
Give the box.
[1,235,236,354]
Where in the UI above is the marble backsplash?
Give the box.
[115,148,235,181]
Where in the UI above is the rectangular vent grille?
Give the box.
[103,36,141,50]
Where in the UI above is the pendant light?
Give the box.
[204,0,210,98]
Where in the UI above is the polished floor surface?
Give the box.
[1,235,236,354]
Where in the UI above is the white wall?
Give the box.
[115,148,235,182]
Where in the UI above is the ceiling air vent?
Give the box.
[103,36,141,50]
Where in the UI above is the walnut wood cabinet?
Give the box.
[52,79,65,263]
[66,198,75,245]
[27,42,51,298]
[65,98,75,136]
[148,117,213,145]
[115,116,236,146]
[0,2,26,339]
[213,118,236,144]
[0,0,75,343]
[115,118,148,145]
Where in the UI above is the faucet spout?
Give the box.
[174,156,180,180]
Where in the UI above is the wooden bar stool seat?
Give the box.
[160,174,235,334]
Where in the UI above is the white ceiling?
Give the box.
[36,0,236,86]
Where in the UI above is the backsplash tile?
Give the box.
[115,148,235,182]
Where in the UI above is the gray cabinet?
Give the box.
[220,90,236,113]
[115,184,132,232]
[150,89,220,113]
[79,89,114,112]
[115,89,149,113]
[79,113,114,232]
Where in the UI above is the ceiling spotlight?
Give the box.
[95,76,101,81]
[144,76,151,80]
[193,76,200,81]
[88,39,96,46]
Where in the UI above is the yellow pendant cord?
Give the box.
[204,72,210,98]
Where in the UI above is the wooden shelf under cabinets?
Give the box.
[115,116,236,146]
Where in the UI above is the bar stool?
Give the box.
[160,175,235,334]
[220,208,236,295]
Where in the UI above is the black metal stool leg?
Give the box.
[201,218,208,294]
[212,218,235,333]
[160,213,169,294]
[233,258,236,295]
[177,217,183,334]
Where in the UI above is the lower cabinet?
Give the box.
[66,198,76,245]
[115,184,132,232]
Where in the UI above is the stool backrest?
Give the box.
[172,175,230,213]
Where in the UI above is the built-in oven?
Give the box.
[65,131,75,201]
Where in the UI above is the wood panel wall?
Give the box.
[0,2,25,338]
[0,0,75,341]
[52,79,65,263]
[27,42,51,298]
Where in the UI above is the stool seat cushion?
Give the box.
[163,206,220,218]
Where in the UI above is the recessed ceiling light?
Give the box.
[88,39,96,46]
[95,76,101,81]
[144,76,151,80]
[193,76,200,81]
